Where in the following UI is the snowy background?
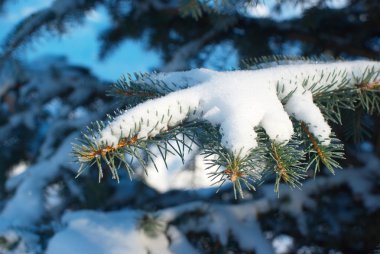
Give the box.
[0,0,379,253]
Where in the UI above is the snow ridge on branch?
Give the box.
[73,60,380,196]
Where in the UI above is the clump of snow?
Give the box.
[243,0,348,21]
[98,61,380,157]
[7,161,28,177]
[285,91,331,145]
[272,234,294,254]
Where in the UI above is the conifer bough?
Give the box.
[73,59,380,197]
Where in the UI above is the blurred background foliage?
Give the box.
[0,0,379,253]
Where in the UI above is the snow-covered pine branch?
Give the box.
[73,60,380,196]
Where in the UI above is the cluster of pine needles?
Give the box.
[72,57,380,198]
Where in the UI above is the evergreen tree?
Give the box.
[0,1,379,253]
[0,0,379,69]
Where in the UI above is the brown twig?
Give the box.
[115,89,157,97]
[301,122,327,164]
[80,135,139,161]
[356,80,380,91]
[224,159,245,182]
[271,143,289,183]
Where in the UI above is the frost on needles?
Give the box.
[73,59,380,197]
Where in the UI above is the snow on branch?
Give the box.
[46,154,380,253]
[73,60,380,196]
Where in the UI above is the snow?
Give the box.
[144,144,215,192]
[207,203,275,253]
[244,0,348,21]
[0,56,115,252]
[14,146,380,254]
[0,133,76,229]
[155,200,275,253]
[98,61,380,157]
[166,226,199,254]
[1,51,380,253]
[7,161,28,177]
[47,203,275,254]
[272,234,294,254]
[256,152,380,235]
[46,209,170,254]
[285,91,331,145]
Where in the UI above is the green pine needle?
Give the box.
[268,139,306,194]
[72,59,380,199]
[300,122,344,175]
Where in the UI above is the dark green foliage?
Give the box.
[241,55,337,71]
[203,142,261,199]
[2,0,379,68]
[72,117,201,183]
[137,214,164,238]
[258,184,380,253]
[0,0,5,12]
[268,141,306,194]
[178,0,256,19]
[355,67,380,115]
[301,127,345,175]
[107,72,187,106]
[1,0,101,59]
[0,236,19,252]
[375,245,380,254]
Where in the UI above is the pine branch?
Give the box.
[107,73,174,106]
[72,60,380,198]
[179,0,244,19]
[354,67,380,115]
[300,122,344,174]
[203,143,261,199]
[72,117,202,182]
[269,140,306,194]
[310,68,355,124]
[336,67,380,142]
[342,108,372,143]
[241,55,337,70]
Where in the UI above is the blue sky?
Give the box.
[0,0,160,81]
